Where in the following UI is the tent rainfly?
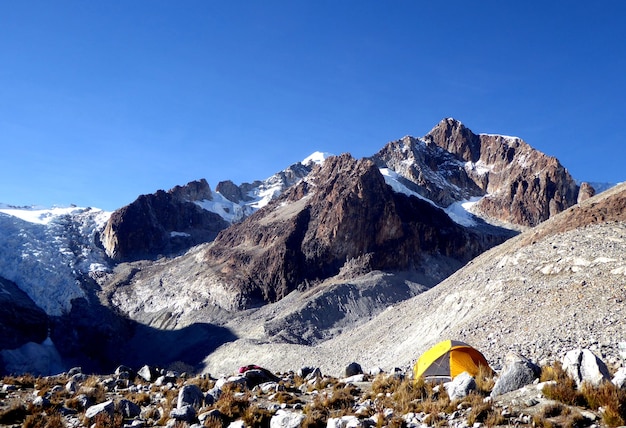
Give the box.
[413,340,491,382]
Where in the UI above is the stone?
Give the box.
[137,365,159,382]
[243,368,280,388]
[117,398,141,419]
[297,366,316,378]
[204,388,219,406]
[67,366,82,376]
[65,380,78,394]
[304,367,323,381]
[115,364,135,378]
[562,349,610,387]
[178,384,204,410]
[170,404,196,422]
[345,362,363,377]
[445,372,476,400]
[270,409,306,428]
[491,353,541,397]
[342,374,366,383]
[327,415,362,428]
[85,400,114,419]
[612,367,626,389]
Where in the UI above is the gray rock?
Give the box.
[491,353,541,397]
[170,404,197,422]
[205,387,221,406]
[85,400,114,419]
[297,366,315,378]
[67,366,82,377]
[345,362,363,377]
[562,349,610,387]
[244,368,279,388]
[65,380,78,394]
[612,367,626,389]
[445,371,476,400]
[304,367,322,381]
[32,395,51,407]
[117,398,141,418]
[270,409,306,428]
[178,384,204,410]
[137,365,159,382]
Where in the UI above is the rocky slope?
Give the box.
[201,182,626,377]
[201,154,514,310]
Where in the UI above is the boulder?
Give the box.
[178,384,204,410]
[612,367,626,389]
[345,362,363,377]
[491,353,541,397]
[562,349,610,387]
[116,399,141,419]
[243,368,280,388]
[270,409,306,428]
[137,365,160,382]
[85,400,114,420]
[304,367,323,381]
[170,404,196,422]
[445,372,476,400]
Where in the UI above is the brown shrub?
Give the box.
[24,412,66,428]
[581,381,626,427]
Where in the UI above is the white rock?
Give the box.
[270,409,306,428]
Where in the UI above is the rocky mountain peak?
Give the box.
[375,120,584,228]
[425,117,482,162]
[168,178,213,201]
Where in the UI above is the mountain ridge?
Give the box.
[0,118,617,376]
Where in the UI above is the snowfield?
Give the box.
[0,206,111,316]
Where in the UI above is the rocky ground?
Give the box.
[1,351,622,428]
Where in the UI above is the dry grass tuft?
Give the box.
[474,363,496,394]
[242,404,274,427]
[187,376,215,391]
[3,373,37,388]
[581,381,626,427]
[23,412,66,428]
[214,385,251,420]
[0,399,28,425]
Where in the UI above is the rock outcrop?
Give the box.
[101,180,229,262]
[203,154,514,309]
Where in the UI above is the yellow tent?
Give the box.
[413,340,490,382]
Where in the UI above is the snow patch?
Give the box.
[444,197,482,227]
[380,168,481,227]
[302,151,333,165]
[170,231,191,238]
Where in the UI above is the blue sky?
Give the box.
[2,1,625,211]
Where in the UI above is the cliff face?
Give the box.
[424,118,581,227]
[203,154,512,308]
[101,180,228,262]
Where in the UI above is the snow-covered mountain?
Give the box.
[0,119,611,375]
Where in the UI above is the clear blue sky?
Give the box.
[2,1,625,211]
